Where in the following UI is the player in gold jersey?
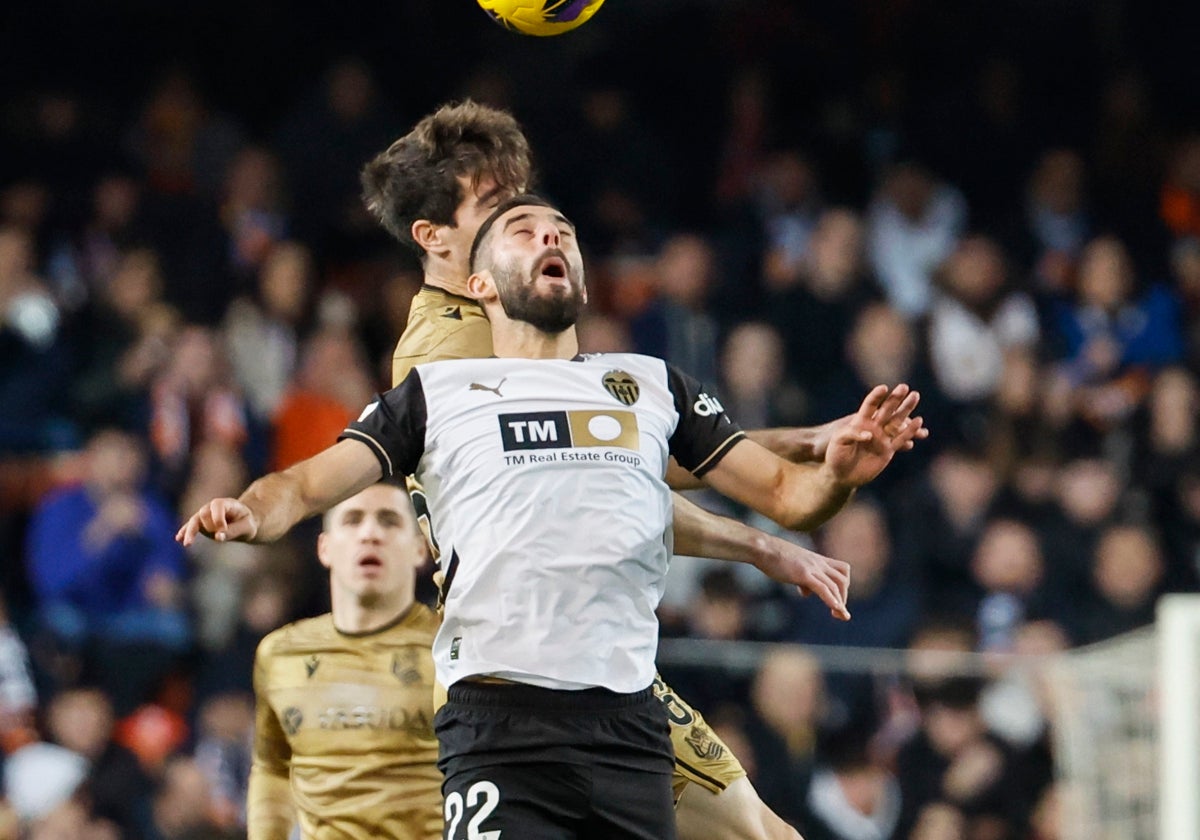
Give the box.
[247,482,442,840]
[360,101,924,840]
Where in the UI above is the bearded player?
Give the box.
[359,101,924,839]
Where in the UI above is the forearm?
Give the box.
[667,426,825,492]
[774,462,854,531]
[745,426,823,463]
[246,766,295,840]
[237,471,312,543]
[671,493,773,562]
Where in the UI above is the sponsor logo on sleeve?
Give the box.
[692,393,726,418]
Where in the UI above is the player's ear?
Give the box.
[411,219,448,257]
[316,533,332,570]
[466,269,494,302]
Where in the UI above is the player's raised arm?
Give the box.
[176,439,383,546]
[671,493,852,621]
[664,383,927,490]
[701,385,924,532]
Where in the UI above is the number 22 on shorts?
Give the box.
[444,780,501,840]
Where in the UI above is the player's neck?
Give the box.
[423,262,471,298]
[491,321,579,360]
[332,587,415,634]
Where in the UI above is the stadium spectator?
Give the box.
[745,647,827,825]
[148,326,249,493]
[68,247,178,433]
[1069,523,1166,644]
[0,225,73,453]
[926,235,1040,410]
[1047,235,1185,433]
[0,592,36,755]
[865,159,967,318]
[630,233,722,386]
[718,321,805,431]
[192,692,254,832]
[221,241,313,422]
[969,519,1047,653]
[44,686,149,837]
[146,756,235,840]
[1014,148,1091,295]
[796,721,901,840]
[269,327,374,472]
[764,208,877,398]
[24,428,190,699]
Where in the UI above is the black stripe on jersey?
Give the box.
[673,758,730,791]
[440,549,461,605]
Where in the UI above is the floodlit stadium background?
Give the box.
[3,1,1200,837]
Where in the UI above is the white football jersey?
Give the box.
[341,353,744,693]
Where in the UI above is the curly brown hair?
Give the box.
[360,100,533,259]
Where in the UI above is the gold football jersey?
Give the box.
[248,605,442,840]
[392,286,492,386]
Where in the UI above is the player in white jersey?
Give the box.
[177,194,924,839]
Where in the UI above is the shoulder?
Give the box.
[405,603,442,636]
[393,289,491,376]
[256,614,335,661]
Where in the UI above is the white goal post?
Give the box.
[1158,594,1200,840]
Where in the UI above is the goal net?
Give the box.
[1045,595,1200,840]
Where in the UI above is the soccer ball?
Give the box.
[477,0,606,37]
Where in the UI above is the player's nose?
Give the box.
[537,220,560,247]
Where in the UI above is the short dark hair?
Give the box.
[360,100,533,260]
[468,192,560,272]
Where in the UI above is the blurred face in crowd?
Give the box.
[0,226,33,289]
[93,174,140,232]
[107,249,162,317]
[1092,525,1164,609]
[942,236,1006,309]
[1077,236,1133,310]
[752,648,824,736]
[971,519,1044,595]
[1030,149,1084,215]
[656,234,714,309]
[721,322,783,401]
[318,484,427,607]
[819,500,891,597]
[46,688,114,761]
[1057,458,1120,526]
[808,208,864,295]
[1149,367,1199,452]
[885,163,935,221]
[86,429,147,497]
[848,303,915,384]
[259,242,312,323]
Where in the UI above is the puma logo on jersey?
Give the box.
[469,378,506,397]
[692,393,726,417]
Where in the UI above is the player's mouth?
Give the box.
[358,555,384,571]
[534,253,569,283]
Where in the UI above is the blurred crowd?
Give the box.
[2,1,1200,837]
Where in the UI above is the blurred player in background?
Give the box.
[360,101,923,839]
[247,482,441,839]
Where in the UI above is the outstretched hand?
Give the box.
[811,384,929,461]
[825,384,927,488]
[755,538,852,621]
[176,497,259,547]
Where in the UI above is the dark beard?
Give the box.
[495,254,584,334]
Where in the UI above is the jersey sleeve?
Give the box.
[249,641,295,840]
[338,368,428,478]
[666,364,746,478]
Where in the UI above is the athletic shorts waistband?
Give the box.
[447,681,654,712]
